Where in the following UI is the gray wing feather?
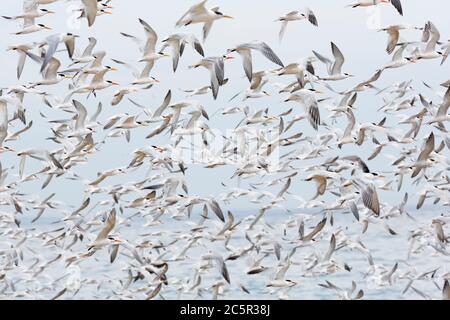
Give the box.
[307,102,320,131]
[249,42,284,67]
[331,42,345,75]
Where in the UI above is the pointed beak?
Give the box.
[110,67,119,71]
[103,11,113,15]
[44,26,53,30]
[223,15,234,19]
[111,82,120,86]
[47,10,56,14]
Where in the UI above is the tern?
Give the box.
[26,52,70,87]
[4,0,54,34]
[2,8,54,23]
[276,8,318,42]
[411,132,435,178]
[0,0,448,302]
[66,68,119,100]
[284,89,322,131]
[228,41,284,82]
[121,18,169,69]
[349,0,403,16]
[415,21,444,60]
[378,25,408,54]
[7,43,35,79]
[39,33,79,72]
[160,33,205,72]
[313,42,354,81]
[13,23,52,35]
[190,54,233,99]
[88,208,119,250]
[69,37,97,66]
[176,0,233,41]
[0,97,15,153]
[276,58,316,88]
[111,59,160,86]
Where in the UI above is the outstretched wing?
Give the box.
[306,8,318,26]
[139,18,158,54]
[248,42,284,67]
[176,0,208,27]
[361,184,380,216]
[307,101,321,131]
[41,34,60,73]
[95,208,116,242]
[391,0,403,16]
[82,0,98,27]
[331,42,345,75]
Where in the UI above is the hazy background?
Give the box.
[0,0,449,211]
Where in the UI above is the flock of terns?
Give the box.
[0,0,449,300]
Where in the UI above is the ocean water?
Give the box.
[1,208,448,300]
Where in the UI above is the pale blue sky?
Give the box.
[0,0,449,211]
